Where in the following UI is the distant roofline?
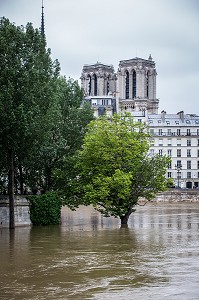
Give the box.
[119,57,155,64]
[83,62,114,69]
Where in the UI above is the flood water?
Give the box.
[0,204,199,300]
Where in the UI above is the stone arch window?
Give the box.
[146,71,149,98]
[125,70,129,99]
[132,70,136,98]
[88,75,91,96]
[94,74,97,96]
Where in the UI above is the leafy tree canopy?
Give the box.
[59,113,170,225]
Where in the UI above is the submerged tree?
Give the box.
[59,113,170,225]
[0,18,60,228]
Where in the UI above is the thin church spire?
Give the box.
[41,0,45,35]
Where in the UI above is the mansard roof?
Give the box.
[148,112,199,127]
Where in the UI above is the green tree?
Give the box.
[59,113,170,225]
[23,77,94,192]
[0,18,59,228]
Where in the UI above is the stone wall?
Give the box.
[0,195,31,228]
[1,190,199,228]
[151,189,199,203]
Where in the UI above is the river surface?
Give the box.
[0,204,199,300]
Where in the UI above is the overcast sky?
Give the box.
[1,0,199,114]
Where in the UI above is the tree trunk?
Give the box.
[19,164,24,195]
[8,150,15,229]
[120,208,135,226]
[120,214,130,226]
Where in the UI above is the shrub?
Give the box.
[28,192,62,225]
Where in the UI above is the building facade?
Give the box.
[81,56,199,188]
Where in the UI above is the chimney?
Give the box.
[161,110,166,122]
[177,111,184,122]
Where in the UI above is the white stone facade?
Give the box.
[81,56,199,188]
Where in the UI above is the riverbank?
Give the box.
[1,190,199,227]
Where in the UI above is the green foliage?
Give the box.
[167,177,175,188]
[28,192,62,225]
[58,113,170,224]
[0,18,93,195]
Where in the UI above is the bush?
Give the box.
[28,192,62,225]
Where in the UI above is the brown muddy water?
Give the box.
[0,204,199,300]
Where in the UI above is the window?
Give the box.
[168,129,172,135]
[177,129,180,136]
[166,121,170,125]
[158,120,161,124]
[150,139,154,146]
[159,138,163,146]
[167,149,172,157]
[187,161,191,169]
[168,172,172,178]
[177,138,181,146]
[187,172,191,179]
[159,129,162,136]
[125,70,129,99]
[132,70,136,98]
[186,120,190,124]
[187,149,191,157]
[178,172,182,179]
[168,161,172,169]
[198,149,199,157]
[197,129,199,135]
[159,149,163,156]
[168,138,172,146]
[150,129,154,135]
[177,160,181,168]
[198,172,199,179]
[177,149,181,157]
[88,75,92,95]
[187,139,191,146]
[187,129,191,136]
[146,71,149,98]
[150,149,154,156]
[94,74,98,96]
[175,121,179,125]
[106,76,110,95]
[198,139,199,146]
[198,161,199,169]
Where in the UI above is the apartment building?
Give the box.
[81,56,199,188]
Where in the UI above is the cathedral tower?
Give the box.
[81,62,117,96]
[117,55,159,114]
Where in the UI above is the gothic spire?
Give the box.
[41,0,45,35]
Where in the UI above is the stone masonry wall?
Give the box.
[0,195,31,228]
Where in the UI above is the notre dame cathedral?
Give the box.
[81,55,159,118]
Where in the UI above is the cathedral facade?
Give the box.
[81,55,159,117]
[81,56,199,189]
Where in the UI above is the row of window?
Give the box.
[167,160,199,170]
[167,172,199,179]
[151,129,199,136]
[149,120,199,125]
[88,74,111,96]
[150,149,199,157]
[151,138,199,147]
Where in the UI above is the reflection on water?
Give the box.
[0,204,199,300]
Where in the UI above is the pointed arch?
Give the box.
[94,74,97,96]
[107,75,110,95]
[88,74,92,96]
[125,70,129,99]
[146,70,149,98]
[132,70,136,98]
